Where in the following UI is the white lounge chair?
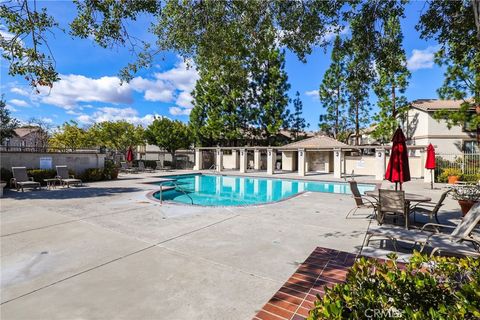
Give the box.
[11,167,41,191]
[56,165,83,187]
[366,202,480,257]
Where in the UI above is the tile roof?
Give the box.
[13,127,41,138]
[410,99,473,111]
[280,135,348,150]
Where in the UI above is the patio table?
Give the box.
[365,190,431,229]
[44,178,61,189]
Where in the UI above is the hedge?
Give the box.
[308,252,480,319]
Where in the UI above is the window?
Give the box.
[463,141,479,153]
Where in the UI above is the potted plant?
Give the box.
[450,185,480,216]
[442,168,462,184]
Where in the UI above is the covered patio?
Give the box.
[194,135,356,178]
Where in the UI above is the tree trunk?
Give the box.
[355,98,360,146]
[335,86,340,139]
[473,0,480,41]
[391,84,396,117]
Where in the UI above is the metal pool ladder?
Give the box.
[158,180,194,205]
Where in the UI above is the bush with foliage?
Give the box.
[27,169,57,185]
[437,168,462,183]
[0,168,13,183]
[308,252,480,319]
[132,160,157,170]
[103,159,119,180]
[80,168,105,182]
[461,173,480,183]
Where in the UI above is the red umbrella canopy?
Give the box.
[126,146,134,162]
[425,143,436,169]
[385,127,411,185]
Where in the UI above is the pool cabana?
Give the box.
[193,135,352,178]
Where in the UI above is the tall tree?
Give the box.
[417,0,480,133]
[49,121,93,151]
[318,35,348,139]
[345,54,372,146]
[251,46,291,145]
[371,14,410,143]
[90,120,144,154]
[0,96,19,144]
[287,91,309,140]
[145,117,192,167]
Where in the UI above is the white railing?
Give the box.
[435,152,480,176]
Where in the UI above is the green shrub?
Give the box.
[0,168,13,184]
[132,160,157,169]
[461,173,480,182]
[103,159,119,180]
[308,252,480,320]
[437,168,462,183]
[27,169,57,185]
[80,168,105,182]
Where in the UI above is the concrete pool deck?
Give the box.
[0,171,463,319]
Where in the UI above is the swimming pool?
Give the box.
[151,174,375,206]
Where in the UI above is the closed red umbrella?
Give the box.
[425,143,435,189]
[385,127,411,190]
[126,146,134,163]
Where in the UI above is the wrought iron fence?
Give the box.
[0,145,102,153]
[435,152,480,177]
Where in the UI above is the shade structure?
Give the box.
[126,146,134,162]
[385,127,411,190]
[425,144,436,169]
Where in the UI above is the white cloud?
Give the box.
[169,106,192,116]
[154,59,199,92]
[10,87,30,96]
[130,76,174,102]
[407,46,438,71]
[76,107,158,127]
[9,99,29,107]
[305,90,319,100]
[5,104,18,112]
[38,74,133,109]
[175,91,194,108]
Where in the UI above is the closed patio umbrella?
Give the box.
[385,127,411,190]
[126,146,134,163]
[425,143,436,189]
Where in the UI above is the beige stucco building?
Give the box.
[404,99,478,154]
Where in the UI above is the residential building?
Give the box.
[404,99,478,154]
[2,127,48,151]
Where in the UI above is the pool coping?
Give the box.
[143,173,380,208]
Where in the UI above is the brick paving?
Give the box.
[253,247,357,320]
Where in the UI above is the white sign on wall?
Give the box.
[39,157,53,170]
[356,160,365,168]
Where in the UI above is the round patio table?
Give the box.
[364,190,431,229]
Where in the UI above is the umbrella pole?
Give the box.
[430,170,433,189]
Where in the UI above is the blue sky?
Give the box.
[1,1,444,130]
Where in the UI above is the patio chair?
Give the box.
[346,180,377,219]
[56,165,83,187]
[377,189,406,226]
[366,202,480,257]
[138,161,154,173]
[11,167,41,192]
[120,162,137,173]
[411,189,450,224]
[155,160,169,171]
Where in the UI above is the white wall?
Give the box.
[345,156,377,176]
[281,151,297,171]
[222,153,239,169]
[0,152,106,174]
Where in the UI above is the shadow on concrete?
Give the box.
[4,187,144,200]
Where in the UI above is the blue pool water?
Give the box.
[152,174,375,206]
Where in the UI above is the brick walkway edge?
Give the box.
[253,247,357,320]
